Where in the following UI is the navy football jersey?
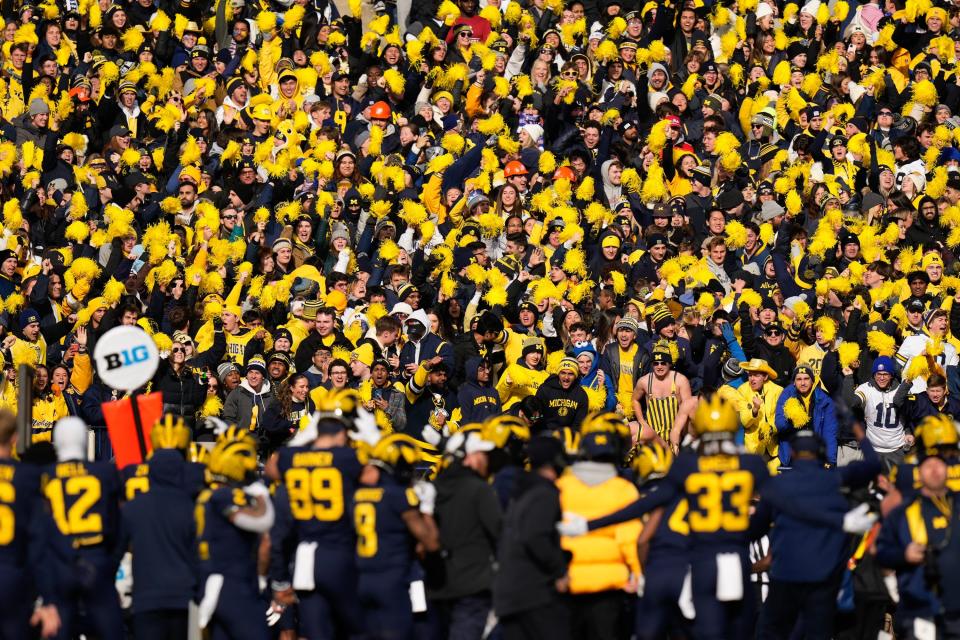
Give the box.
[644,482,692,556]
[0,460,41,566]
[664,452,767,546]
[354,475,420,572]
[592,451,771,547]
[42,460,120,550]
[121,458,206,501]
[276,445,361,546]
[196,485,261,582]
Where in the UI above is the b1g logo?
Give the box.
[102,346,151,371]
[93,326,160,393]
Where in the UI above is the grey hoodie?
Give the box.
[222,378,275,432]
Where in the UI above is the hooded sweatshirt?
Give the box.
[535,374,590,433]
[457,357,502,424]
[120,450,198,613]
[222,378,276,433]
[399,309,454,374]
[572,343,617,412]
[600,159,623,208]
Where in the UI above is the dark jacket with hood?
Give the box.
[222,378,276,433]
[399,309,454,375]
[535,374,589,433]
[739,305,797,383]
[118,449,198,614]
[457,357,502,424]
[451,311,507,387]
[426,461,502,600]
[152,329,226,428]
[493,470,568,618]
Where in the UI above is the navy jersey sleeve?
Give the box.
[335,446,363,481]
[876,505,911,570]
[588,457,688,531]
[268,484,296,587]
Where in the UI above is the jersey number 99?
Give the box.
[286,468,344,521]
[684,471,753,533]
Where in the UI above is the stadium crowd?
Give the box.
[6,0,960,636]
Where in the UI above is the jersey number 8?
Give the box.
[354,503,378,558]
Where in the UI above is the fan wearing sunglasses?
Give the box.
[152,325,227,431]
[736,295,797,386]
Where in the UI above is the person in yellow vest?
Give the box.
[736,358,784,460]
[496,338,548,410]
[558,424,641,636]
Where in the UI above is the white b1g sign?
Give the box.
[93,326,159,392]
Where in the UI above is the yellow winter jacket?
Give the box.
[558,468,642,594]
[70,353,93,394]
[0,378,15,412]
[495,363,547,409]
[31,392,68,443]
[9,336,46,368]
[735,380,783,458]
[280,318,313,353]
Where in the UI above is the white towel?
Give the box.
[716,553,744,602]
[292,542,319,591]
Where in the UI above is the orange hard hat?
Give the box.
[553,166,577,182]
[504,160,528,177]
[370,101,392,120]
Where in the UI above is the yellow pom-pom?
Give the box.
[912,79,938,107]
[200,395,223,418]
[65,220,89,243]
[4,293,24,315]
[904,354,931,382]
[368,126,383,156]
[477,113,505,135]
[739,289,762,310]
[2,200,22,231]
[153,332,173,353]
[867,330,896,357]
[785,190,803,216]
[784,397,810,427]
[792,300,811,320]
[772,60,792,86]
[724,220,748,249]
[498,135,520,154]
[576,176,595,201]
[834,0,849,22]
[120,147,141,168]
[814,316,837,343]
[595,39,618,63]
[816,2,830,24]
[383,68,405,95]
[646,120,669,154]
[539,151,556,175]
[610,271,626,295]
